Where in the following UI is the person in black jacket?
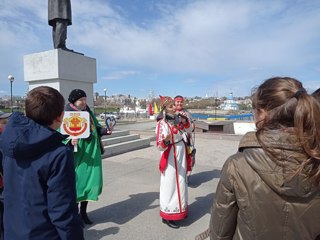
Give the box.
[0,86,84,239]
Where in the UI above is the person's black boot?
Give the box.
[162,218,180,229]
[187,175,191,186]
[80,201,93,225]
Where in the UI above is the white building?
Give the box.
[219,92,239,110]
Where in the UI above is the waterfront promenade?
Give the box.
[84,121,242,240]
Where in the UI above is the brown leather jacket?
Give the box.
[209,131,320,240]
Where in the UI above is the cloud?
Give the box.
[0,0,50,94]
[67,0,320,76]
[0,0,319,98]
[103,70,142,80]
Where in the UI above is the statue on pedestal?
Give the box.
[48,0,73,52]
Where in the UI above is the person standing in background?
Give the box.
[65,89,111,225]
[48,0,73,51]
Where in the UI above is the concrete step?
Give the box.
[101,130,151,158]
[102,134,140,145]
[102,138,151,158]
[104,130,130,138]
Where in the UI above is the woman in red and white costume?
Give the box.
[155,96,193,229]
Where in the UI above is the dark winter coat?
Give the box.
[0,112,83,240]
[210,130,320,240]
[48,0,72,26]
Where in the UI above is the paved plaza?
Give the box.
[84,122,242,240]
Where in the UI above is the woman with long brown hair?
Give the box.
[207,77,320,239]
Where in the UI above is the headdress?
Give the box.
[68,89,87,103]
[174,95,184,102]
[159,95,173,111]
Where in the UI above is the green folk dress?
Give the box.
[65,109,103,202]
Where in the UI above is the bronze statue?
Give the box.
[48,0,73,51]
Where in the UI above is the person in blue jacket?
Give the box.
[0,86,84,240]
[0,111,12,240]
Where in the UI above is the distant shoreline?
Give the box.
[188,109,252,120]
[188,109,251,115]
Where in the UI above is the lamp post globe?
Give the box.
[8,75,14,112]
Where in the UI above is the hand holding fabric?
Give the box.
[159,145,172,173]
[99,127,112,136]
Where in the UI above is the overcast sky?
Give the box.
[0,0,319,98]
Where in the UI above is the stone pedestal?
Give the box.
[24,49,97,108]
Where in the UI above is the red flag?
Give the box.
[148,102,153,115]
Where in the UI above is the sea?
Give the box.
[191,113,254,121]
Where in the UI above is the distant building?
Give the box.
[236,97,252,108]
[219,92,239,110]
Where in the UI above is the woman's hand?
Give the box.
[178,112,188,124]
[71,138,78,146]
[162,134,171,142]
[179,117,187,124]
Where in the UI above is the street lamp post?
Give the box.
[8,75,14,112]
[104,88,107,119]
[214,98,217,120]
[214,91,218,120]
[94,92,99,114]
